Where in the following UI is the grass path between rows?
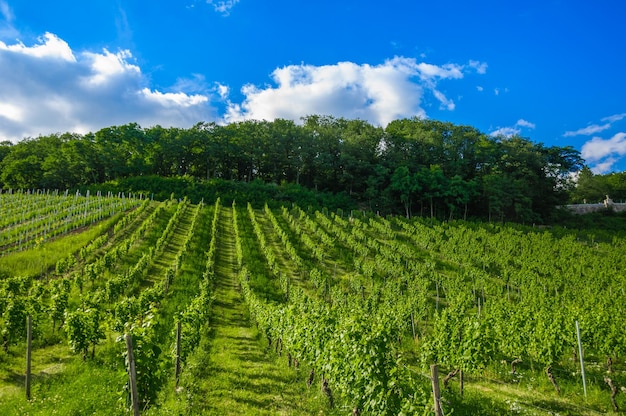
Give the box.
[191,207,328,415]
[147,202,193,279]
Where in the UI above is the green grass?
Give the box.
[0,213,122,278]
[0,340,125,416]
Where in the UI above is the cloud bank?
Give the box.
[566,114,626,173]
[0,32,215,141]
[0,30,486,142]
[225,57,486,126]
[581,133,626,174]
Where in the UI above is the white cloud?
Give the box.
[0,102,22,122]
[432,89,455,110]
[601,113,626,123]
[0,30,487,142]
[225,57,483,126]
[490,126,520,137]
[171,73,209,94]
[216,83,229,99]
[476,86,484,92]
[570,114,626,172]
[0,32,216,141]
[581,132,626,173]
[0,4,16,39]
[563,123,611,137]
[415,62,464,80]
[0,32,75,61]
[516,119,536,129]
[468,60,488,74]
[564,113,626,137]
[590,158,618,174]
[82,49,139,86]
[206,0,239,15]
[489,119,535,137]
[115,5,133,44]
[141,88,208,107]
[493,87,509,96]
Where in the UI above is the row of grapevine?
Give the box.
[73,198,204,409]
[341,211,626,397]
[0,190,144,254]
[0,193,155,353]
[235,205,431,414]
[177,198,219,362]
[0,194,220,413]
[275,206,340,292]
[245,204,626,411]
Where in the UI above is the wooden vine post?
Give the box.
[125,333,140,416]
[604,376,619,412]
[25,315,32,400]
[431,364,443,416]
[175,320,182,388]
[575,320,587,398]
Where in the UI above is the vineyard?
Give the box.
[1,190,626,415]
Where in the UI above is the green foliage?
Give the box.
[113,297,140,332]
[1,116,586,223]
[570,166,626,203]
[423,292,494,372]
[64,307,105,360]
[325,312,426,414]
[50,278,70,331]
[2,296,29,348]
[120,312,165,411]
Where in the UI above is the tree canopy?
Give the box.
[0,116,588,223]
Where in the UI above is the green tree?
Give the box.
[418,165,448,218]
[390,166,419,218]
[338,119,383,197]
[0,141,13,180]
[302,115,343,192]
[267,118,304,183]
[446,175,477,220]
[570,167,626,203]
[94,123,149,180]
[383,117,433,174]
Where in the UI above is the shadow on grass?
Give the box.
[2,354,74,388]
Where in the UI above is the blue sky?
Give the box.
[0,0,625,173]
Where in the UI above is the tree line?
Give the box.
[0,115,586,222]
[569,167,626,204]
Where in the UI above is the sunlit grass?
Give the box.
[0,214,122,278]
[0,339,125,416]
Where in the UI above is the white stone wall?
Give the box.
[563,203,626,214]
